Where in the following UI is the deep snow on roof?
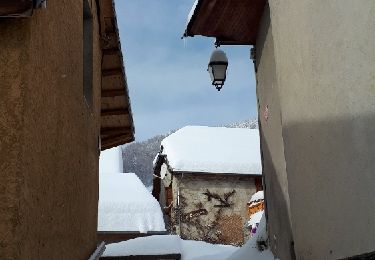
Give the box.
[249,191,264,204]
[99,146,123,174]
[98,172,165,232]
[160,126,262,175]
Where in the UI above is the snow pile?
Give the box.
[249,190,264,204]
[181,240,237,260]
[103,235,181,257]
[103,216,274,260]
[158,126,261,175]
[248,211,264,227]
[99,146,123,173]
[227,215,273,260]
[103,235,237,260]
[98,172,165,232]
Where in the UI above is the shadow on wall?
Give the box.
[261,133,296,260]
[283,113,375,259]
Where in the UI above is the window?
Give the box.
[83,0,93,107]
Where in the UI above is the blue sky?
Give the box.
[115,0,258,141]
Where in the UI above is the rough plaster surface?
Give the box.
[255,4,295,260]
[171,174,256,245]
[0,0,102,259]
[264,1,375,259]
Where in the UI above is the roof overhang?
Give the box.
[183,0,266,45]
[0,0,44,17]
[98,0,135,150]
[172,171,261,178]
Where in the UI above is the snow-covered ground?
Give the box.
[156,126,262,175]
[103,216,274,260]
[98,172,165,232]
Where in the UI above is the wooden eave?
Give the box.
[184,0,266,45]
[97,0,135,150]
[0,0,33,17]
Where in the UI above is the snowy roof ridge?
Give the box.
[159,126,262,175]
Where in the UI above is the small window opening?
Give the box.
[83,0,93,108]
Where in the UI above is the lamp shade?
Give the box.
[208,49,228,91]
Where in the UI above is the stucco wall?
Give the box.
[255,4,295,259]
[0,0,101,259]
[265,1,375,259]
[171,173,257,245]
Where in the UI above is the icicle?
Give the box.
[183,36,187,48]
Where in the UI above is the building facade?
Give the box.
[0,0,134,259]
[184,1,375,259]
[153,126,263,245]
[161,171,261,245]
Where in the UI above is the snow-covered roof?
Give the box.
[249,191,264,204]
[247,210,264,228]
[187,0,199,23]
[99,146,123,174]
[98,172,165,232]
[159,126,262,175]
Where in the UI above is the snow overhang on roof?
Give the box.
[183,0,266,45]
[98,0,135,150]
[159,126,262,175]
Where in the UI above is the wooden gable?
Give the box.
[97,0,135,150]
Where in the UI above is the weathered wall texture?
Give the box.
[0,0,101,259]
[255,4,295,260]
[257,1,375,259]
[170,174,257,245]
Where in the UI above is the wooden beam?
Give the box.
[101,134,134,150]
[102,48,120,56]
[102,68,122,77]
[101,108,128,116]
[101,89,125,97]
[0,0,33,17]
[97,231,168,244]
[101,133,133,143]
[101,127,131,136]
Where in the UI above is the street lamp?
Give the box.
[207,49,228,91]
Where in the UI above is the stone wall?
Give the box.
[0,0,102,259]
[170,173,257,245]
